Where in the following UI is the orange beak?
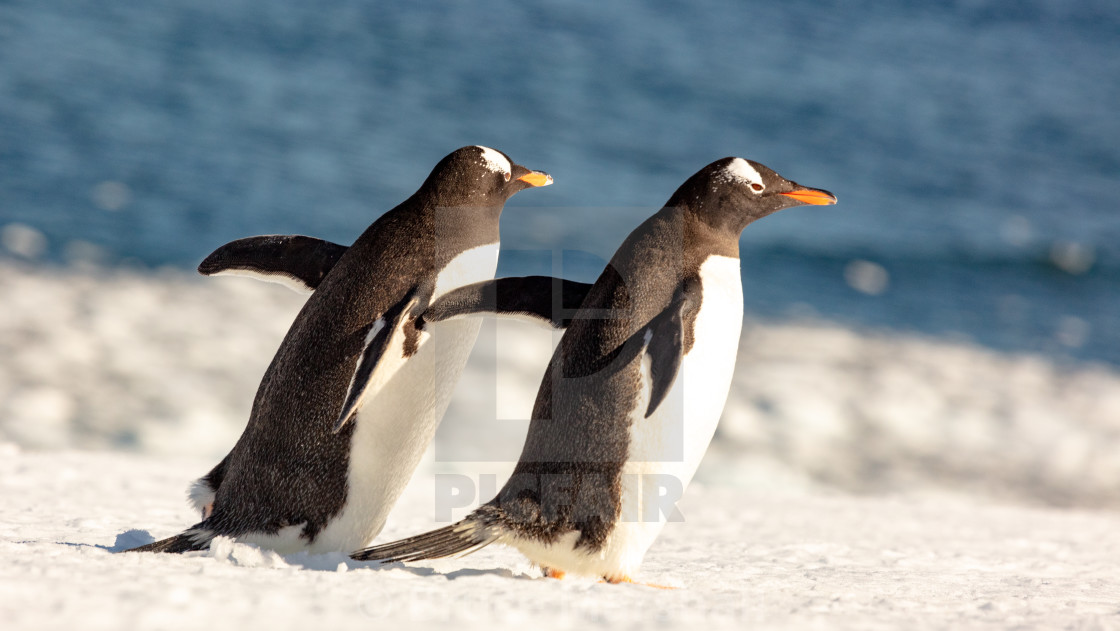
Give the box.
[780,187,837,205]
[517,171,553,187]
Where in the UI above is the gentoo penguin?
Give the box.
[350,157,836,583]
[130,146,554,554]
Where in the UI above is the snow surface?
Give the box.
[3,445,1119,630]
[3,261,1120,629]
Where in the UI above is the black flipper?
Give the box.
[350,517,498,563]
[332,286,431,433]
[422,276,594,329]
[197,235,348,293]
[641,277,701,418]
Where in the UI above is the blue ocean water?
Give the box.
[1,0,1118,363]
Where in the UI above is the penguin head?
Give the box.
[420,146,553,208]
[676,157,836,234]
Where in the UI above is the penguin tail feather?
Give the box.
[124,528,214,554]
[350,517,499,563]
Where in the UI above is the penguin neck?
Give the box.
[425,203,502,251]
[349,200,501,277]
[641,204,741,265]
[600,206,739,321]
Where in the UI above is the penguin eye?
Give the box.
[750,183,764,192]
[503,171,512,182]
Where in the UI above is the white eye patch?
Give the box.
[476,146,512,178]
[722,158,765,193]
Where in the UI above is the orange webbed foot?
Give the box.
[601,575,677,590]
[541,566,566,580]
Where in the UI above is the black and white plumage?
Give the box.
[130,146,554,554]
[351,157,836,582]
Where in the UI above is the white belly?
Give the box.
[624,254,744,500]
[514,255,744,578]
[311,243,500,553]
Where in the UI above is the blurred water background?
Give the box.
[2,0,1118,363]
